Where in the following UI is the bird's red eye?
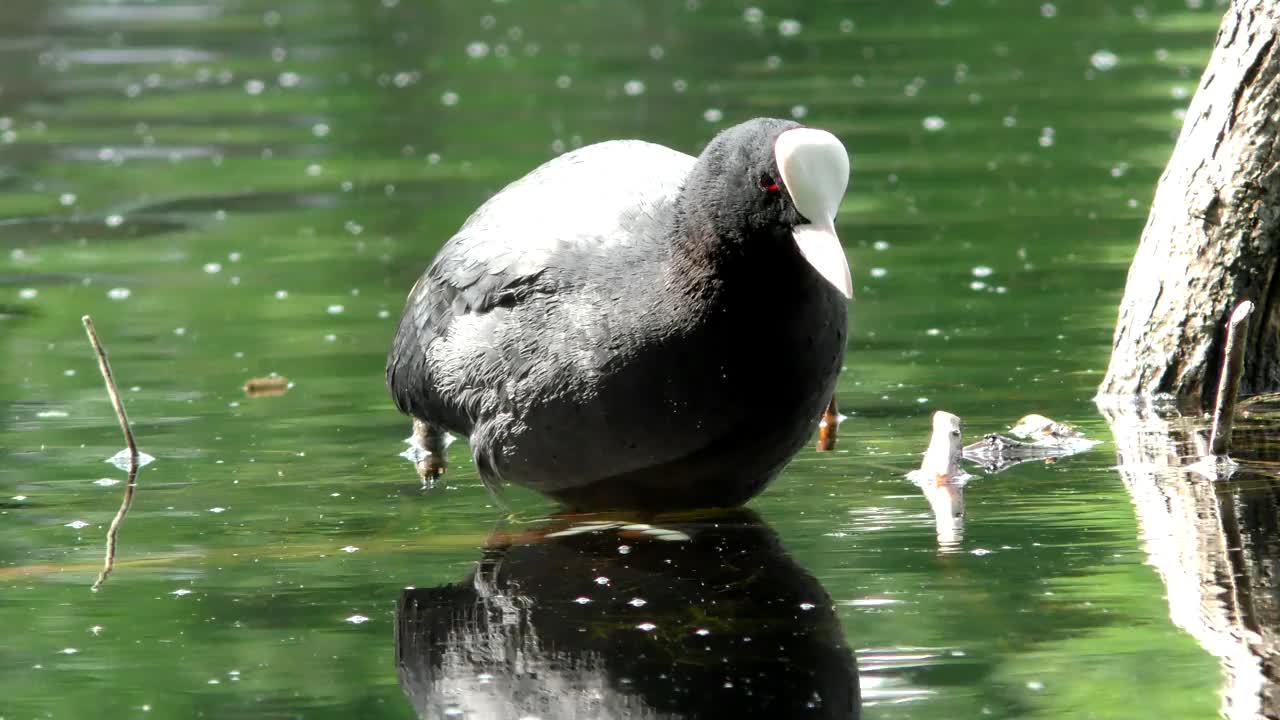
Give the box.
[759,174,780,192]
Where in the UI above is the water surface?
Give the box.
[0,1,1236,718]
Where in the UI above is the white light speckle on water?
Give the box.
[306,163,322,177]
[377,309,391,319]
[59,193,76,206]
[312,123,330,138]
[466,41,490,59]
[970,281,987,291]
[840,18,855,32]
[37,410,67,418]
[695,628,710,636]
[777,18,802,36]
[105,214,124,228]
[636,622,657,632]
[341,545,359,553]
[870,267,887,278]
[623,80,646,96]
[765,54,782,70]
[244,79,265,95]
[799,602,815,610]
[209,507,226,514]
[171,588,192,596]
[672,79,688,93]
[18,288,37,299]
[1038,127,1055,147]
[440,91,459,106]
[790,105,808,119]
[555,74,572,89]
[1090,50,1118,71]
[873,240,890,251]
[1027,680,1045,691]
[324,334,337,343]
[278,71,300,88]
[649,45,665,61]
[743,7,763,23]
[65,520,89,529]
[573,596,592,605]
[971,265,993,278]
[94,478,119,487]
[595,576,610,585]
[327,304,345,315]
[923,116,946,132]
[61,648,79,655]
[1040,2,1058,17]
[345,614,370,624]
[203,262,222,274]
[628,597,648,607]
[64,369,76,376]
[703,108,723,123]
[107,288,131,300]
[971,548,993,556]
[275,290,289,300]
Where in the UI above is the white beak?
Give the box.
[774,128,852,299]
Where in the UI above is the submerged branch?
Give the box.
[82,315,141,591]
[92,462,138,592]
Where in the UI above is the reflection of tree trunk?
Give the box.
[1099,0,1279,405]
[1102,405,1280,719]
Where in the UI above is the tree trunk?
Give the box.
[1099,0,1280,407]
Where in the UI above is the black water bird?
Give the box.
[387,118,851,509]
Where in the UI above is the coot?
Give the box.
[388,118,850,510]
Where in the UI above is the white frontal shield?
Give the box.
[774,128,852,298]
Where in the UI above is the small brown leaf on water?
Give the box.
[244,375,290,397]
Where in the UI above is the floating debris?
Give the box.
[907,411,969,551]
[243,375,290,397]
[963,414,1099,473]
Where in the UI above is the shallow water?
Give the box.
[0,1,1251,718]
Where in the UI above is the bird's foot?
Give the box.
[412,418,449,488]
[816,395,841,451]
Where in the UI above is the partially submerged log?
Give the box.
[1099,0,1280,406]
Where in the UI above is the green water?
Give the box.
[0,1,1233,718]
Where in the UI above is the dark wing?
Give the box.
[387,140,696,428]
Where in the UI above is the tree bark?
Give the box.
[1099,0,1280,407]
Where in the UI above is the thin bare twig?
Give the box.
[81,315,137,460]
[1210,300,1255,455]
[82,315,141,591]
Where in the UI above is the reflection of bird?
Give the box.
[387,119,851,510]
[395,510,860,719]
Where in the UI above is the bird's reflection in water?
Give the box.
[396,508,859,719]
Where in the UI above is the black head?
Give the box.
[678,118,854,298]
[681,118,807,242]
